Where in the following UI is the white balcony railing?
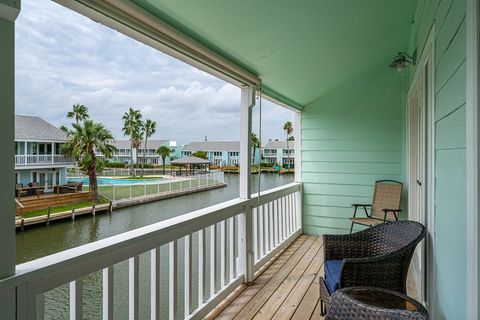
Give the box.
[14,154,74,166]
[0,183,302,319]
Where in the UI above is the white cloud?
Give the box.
[15,0,295,145]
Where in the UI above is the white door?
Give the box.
[36,171,56,191]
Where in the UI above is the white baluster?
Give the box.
[273,200,278,246]
[198,229,206,305]
[129,256,139,320]
[259,205,265,257]
[253,207,258,261]
[263,204,269,253]
[210,224,216,296]
[169,241,178,320]
[229,217,235,281]
[269,201,274,250]
[151,248,160,320]
[184,235,193,318]
[220,221,226,288]
[70,279,83,320]
[102,267,114,320]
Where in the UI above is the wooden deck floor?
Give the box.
[208,235,324,320]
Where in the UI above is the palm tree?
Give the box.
[61,120,116,202]
[283,121,293,169]
[141,119,156,177]
[192,150,208,160]
[67,103,89,125]
[122,108,142,176]
[133,133,143,171]
[251,132,260,165]
[157,145,171,175]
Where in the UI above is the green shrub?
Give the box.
[105,161,126,168]
[134,163,154,168]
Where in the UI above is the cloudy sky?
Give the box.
[14,0,295,145]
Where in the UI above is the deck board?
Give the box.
[209,235,309,320]
[210,235,324,320]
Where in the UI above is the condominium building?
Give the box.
[14,115,75,191]
[96,140,181,165]
[262,140,295,168]
[181,141,260,166]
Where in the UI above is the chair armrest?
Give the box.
[351,204,371,219]
[351,204,371,207]
[381,208,402,212]
[381,208,402,221]
[323,231,375,260]
[339,255,409,293]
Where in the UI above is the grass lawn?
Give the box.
[21,198,109,219]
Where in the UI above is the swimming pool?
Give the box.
[68,177,165,186]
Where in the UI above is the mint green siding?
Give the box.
[408,0,467,318]
[301,68,405,235]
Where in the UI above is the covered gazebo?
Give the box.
[170,156,211,176]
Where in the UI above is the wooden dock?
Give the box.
[15,183,227,230]
[15,202,112,230]
[16,192,91,215]
[207,235,324,320]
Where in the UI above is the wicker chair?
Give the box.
[319,221,426,316]
[326,287,430,319]
[350,180,403,233]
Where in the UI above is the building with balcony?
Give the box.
[95,139,181,165]
[14,115,74,191]
[1,1,479,319]
[181,141,260,166]
[262,140,294,168]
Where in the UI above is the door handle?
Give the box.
[416,180,422,186]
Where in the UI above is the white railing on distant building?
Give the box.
[14,154,74,166]
[0,182,302,320]
[68,167,186,176]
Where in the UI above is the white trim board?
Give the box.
[405,24,436,313]
[466,0,480,318]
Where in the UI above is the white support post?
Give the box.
[294,111,302,183]
[466,0,480,318]
[294,111,303,233]
[0,3,19,318]
[51,142,54,164]
[238,85,255,284]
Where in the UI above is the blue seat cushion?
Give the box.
[324,259,343,294]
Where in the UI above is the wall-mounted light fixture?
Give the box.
[389,50,417,72]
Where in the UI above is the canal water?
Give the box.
[16,174,293,319]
